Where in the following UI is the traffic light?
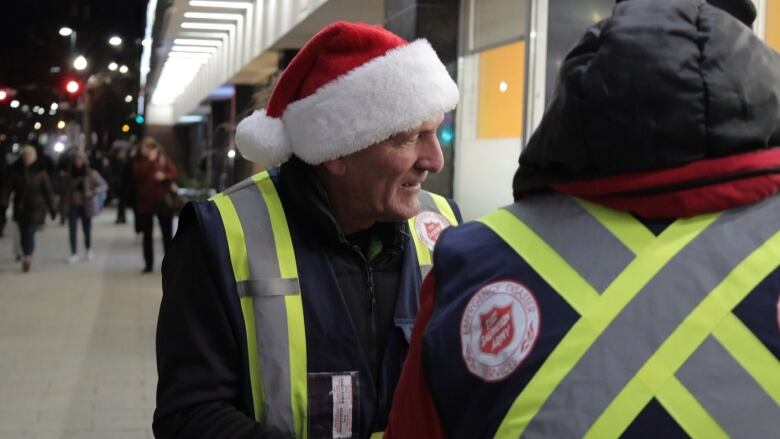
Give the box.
[66,80,80,95]
[63,78,83,97]
[135,114,145,125]
[0,89,7,102]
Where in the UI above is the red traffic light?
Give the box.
[0,90,7,101]
[66,80,80,95]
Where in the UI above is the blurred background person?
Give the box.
[133,137,177,273]
[111,144,129,224]
[1,145,56,272]
[122,144,141,240]
[60,151,108,264]
[0,149,8,238]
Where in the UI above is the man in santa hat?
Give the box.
[154,21,461,438]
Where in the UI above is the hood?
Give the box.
[513,0,780,197]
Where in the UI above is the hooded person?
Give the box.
[154,21,462,438]
[386,1,780,438]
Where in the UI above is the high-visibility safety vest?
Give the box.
[208,170,459,438]
[421,193,780,438]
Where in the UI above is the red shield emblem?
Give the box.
[424,221,443,242]
[479,304,514,355]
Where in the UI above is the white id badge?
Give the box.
[308,371,360,438]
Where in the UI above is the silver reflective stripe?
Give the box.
[226,178,296,435]
[224,175,263,195]
[418,191,439,214]
[506,195,635,292]
[229,181,295,290]
[677,337,780,438]
[237,278,301,297]
[420,264,432,279]
[522,195,780,438]
[253,295,294,433]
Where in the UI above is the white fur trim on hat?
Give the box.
[235,109,291,168]
[283,39,460,165]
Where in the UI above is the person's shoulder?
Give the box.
[438,219,495,249]
[179,199,215,230]
[177,198,229,244]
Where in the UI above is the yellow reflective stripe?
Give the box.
[255,173,307,439]
[575,198,655,255]
[240,296,265,422]
[585,227,780,438]
[370,432,384,439]
[656,376,728,439]
[285,294,308,439]
[493,213,718,439]
[408,217,432,266]
[211,193,250,282]
[479,209,599,314]
[713,313,780,405]
[430,193,458,226]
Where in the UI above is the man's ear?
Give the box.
[321,157,347,176]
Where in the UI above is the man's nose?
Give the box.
[416,133,444,173]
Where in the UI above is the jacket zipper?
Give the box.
[366,265,376,352]
[365,264,387,423]
[354,244,387,428]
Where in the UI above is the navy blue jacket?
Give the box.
[154,161,461,438]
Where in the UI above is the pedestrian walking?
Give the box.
[111,145,129,224]
[0,149,8,238]
[60,151,108,263]
[133,137,177,273]
[1,145,56,272]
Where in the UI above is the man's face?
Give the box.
[338,113,445,222]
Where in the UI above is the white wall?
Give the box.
[453,53,523,221]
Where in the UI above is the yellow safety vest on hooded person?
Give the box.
[414,192,780,438]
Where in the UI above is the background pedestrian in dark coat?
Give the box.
[1,145,56,272]
[133,137,177,273]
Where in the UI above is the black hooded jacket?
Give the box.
[513,0,780,196]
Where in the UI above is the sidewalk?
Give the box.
[0,209,162,438]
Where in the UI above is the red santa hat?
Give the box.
[235,21,460,167]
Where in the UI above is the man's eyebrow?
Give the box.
[390,129,417,142]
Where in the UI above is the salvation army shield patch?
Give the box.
[414,211,451,251]
[461,280,540,382]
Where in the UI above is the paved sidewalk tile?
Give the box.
[0,210,161,438]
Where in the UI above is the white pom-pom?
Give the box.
[235,109,291,168]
